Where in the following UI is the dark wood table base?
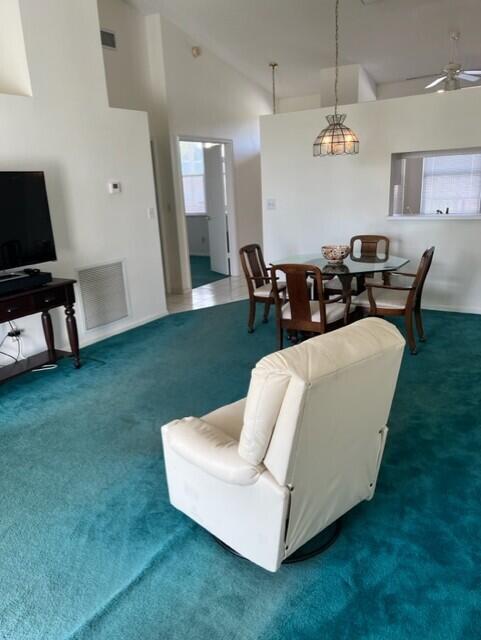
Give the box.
[0,278,81,383]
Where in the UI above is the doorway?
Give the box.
[176,138,237,290]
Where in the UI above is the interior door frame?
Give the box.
[172,134,239,292]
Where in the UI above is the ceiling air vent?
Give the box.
[101,29,117,50]
[78,261,129,330]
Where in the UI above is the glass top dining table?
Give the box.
[270,254,410,297]
[270,254,409,276]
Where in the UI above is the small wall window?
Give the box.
[390,149,481,218]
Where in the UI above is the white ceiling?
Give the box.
[127,0,481,97]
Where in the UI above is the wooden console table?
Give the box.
[0,278,81,383]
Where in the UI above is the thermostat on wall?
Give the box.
[108,180,121,194]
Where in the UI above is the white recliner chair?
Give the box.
[161,318,405,572]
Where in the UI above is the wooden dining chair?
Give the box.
[350,235,390,261]
[271,263,352,350]
[239,244,286,333]
[353,247,435,354]
[325,234,391,298]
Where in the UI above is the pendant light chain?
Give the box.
[334,0,339,117]
[270,62,278,114]
[312,0,359,156]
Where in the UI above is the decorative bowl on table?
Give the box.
[321,244,351,264]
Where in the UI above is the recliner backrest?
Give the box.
[238,361,291,465]
[239,317,404,475]
[263,317,404,479]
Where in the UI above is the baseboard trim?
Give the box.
[78,310,169,349]
[423,303,481,316]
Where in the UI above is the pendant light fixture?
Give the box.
[313,0,359,157]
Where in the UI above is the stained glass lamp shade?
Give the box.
[313,114,359,157]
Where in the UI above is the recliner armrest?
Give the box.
[162,417,263,486]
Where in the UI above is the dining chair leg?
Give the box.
[263,301,271,323]
[248,299,256,333]
[414,306,426,342]
[343,300,351,325]
[405,311,417,355]
[277,325,284,350]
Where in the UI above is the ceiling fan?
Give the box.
[409,32,481,92]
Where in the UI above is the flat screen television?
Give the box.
[0,171,57,271]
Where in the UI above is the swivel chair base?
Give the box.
[214,518,342,566]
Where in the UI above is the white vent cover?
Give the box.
[78,261,129,330]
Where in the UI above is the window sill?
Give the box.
[388,215,481,221]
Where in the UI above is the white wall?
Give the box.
[97,0,181,295]
[0,0,31,96]
[97,7,271,293]
[261,87,481,314]
[377,77,439,100]
[0,0,166,365]
[97,0,151,111]
[278,94,320,114]
[159,18,272,287]
[279,77,452,114]
[318,65,377,108]
[403,157,424,215]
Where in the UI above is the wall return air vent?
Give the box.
[78,261,129,330]
[100,29,117,50]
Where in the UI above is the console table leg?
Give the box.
[41,310,56,363]
[65,304,81,368]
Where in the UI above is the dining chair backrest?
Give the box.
[350,235,390,260]
[239,244,270,294]
[272,263,328,332]
[413,246,435,305]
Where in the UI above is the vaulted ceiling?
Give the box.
[127,0,481,97]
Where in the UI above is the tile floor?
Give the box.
[167,275,249,313]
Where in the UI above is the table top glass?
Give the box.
[271,254,409,276]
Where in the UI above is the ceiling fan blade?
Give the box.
[463,70,481,75]
[406,73,440,81]
[458,72,480,82]
[425,76,447,89]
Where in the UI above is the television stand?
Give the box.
[0,278,81,383]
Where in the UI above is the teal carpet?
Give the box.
[190,255,227,288]
[1,303,480,640]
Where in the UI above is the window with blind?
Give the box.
[421,154,481,215]
[390,149,481,218]
[180,141,206,215]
